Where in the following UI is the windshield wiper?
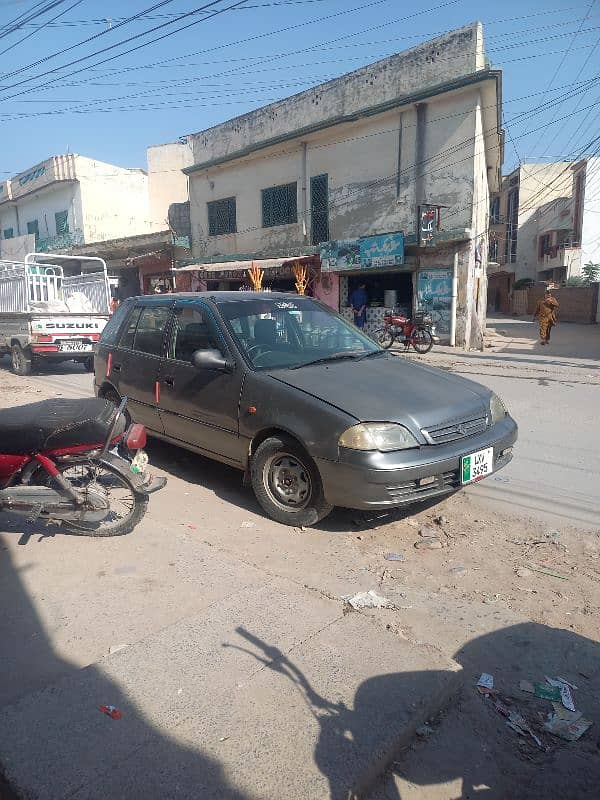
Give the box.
[289,352,364,370]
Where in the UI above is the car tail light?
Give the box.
[32,333,54,343]
[125,423,147,450]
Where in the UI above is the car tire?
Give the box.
[251,435,333,527]
[83,356,94,372]
[11,343,32,376]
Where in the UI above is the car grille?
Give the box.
[386,470,460,502]
[422,415,488,445]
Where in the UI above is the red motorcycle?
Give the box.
[0,396,165,536]
[374,311,434,354]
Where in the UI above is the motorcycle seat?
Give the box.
[0,398,120,455]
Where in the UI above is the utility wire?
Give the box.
[0,0,83,58]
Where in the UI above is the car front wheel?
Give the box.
[250,435,333,527]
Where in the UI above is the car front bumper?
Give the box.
[315,415,518,510]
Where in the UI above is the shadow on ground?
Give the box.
[1,531,599,799]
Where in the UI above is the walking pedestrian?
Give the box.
[533,287,559,345]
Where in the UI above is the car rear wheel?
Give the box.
[251,435,333,527]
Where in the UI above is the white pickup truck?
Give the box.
[0,253,111,375]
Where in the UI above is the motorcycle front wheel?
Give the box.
[34,459,147,537]
[411,328,434,355]
[374,327,394,349]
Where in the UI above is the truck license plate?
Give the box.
[461,447,494,484]
[57,340,92,352]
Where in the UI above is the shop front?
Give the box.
[321,232,411,336]
[174,255,319,296]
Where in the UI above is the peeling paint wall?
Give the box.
[188,24,484,165]
[189,85,483,260]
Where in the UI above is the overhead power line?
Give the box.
[0,0,84,58]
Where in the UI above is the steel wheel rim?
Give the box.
[59,463,136,531]
[263,452,312,511]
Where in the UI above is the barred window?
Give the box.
[262,182,297,228]
[208,197,236,236]
[310,174,329,245]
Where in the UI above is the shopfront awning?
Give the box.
[175,258,286,274]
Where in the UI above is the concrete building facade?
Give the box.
[180,23,503,348]
[488,158,600,312]
[0,154,157,257]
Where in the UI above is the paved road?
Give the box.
[5,316,598,531]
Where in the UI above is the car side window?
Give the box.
[118,306,142,349]
[132,306,171,356]
[101,301,132,346]
[167,305,222,363]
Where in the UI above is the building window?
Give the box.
[556,229,573,249]
[489,196,500,224]
[489,236,499,262]
[262,182,297,228]
[26,219,39,244]
[55,210,69,236]
[538,233,552,259]
[310,174,329,245]
[207,197,236,236]
[2,228,13,239]
[505,188,519,264]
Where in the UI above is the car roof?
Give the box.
[131,291,307,304]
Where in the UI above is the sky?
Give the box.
[0,0,599,179]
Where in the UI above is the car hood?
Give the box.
[269,354,491,433]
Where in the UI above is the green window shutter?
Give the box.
[55,210,69,236]
[2,228,13,239]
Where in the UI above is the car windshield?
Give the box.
[216,295,382,370]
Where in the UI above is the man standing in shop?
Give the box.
[350,282,368,329]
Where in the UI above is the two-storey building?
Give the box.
[177,23,503,347]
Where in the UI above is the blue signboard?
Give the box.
[320,231,404,272]
[360,232,404,269]
[320,239,360,272]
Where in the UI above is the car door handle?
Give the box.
[112,363,122,372]
[163,377,174,386]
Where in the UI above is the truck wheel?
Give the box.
[251,435,333,527]
[11,344,32,376]
[83,356,94,372]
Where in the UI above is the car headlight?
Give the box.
[489,393,507,424]
[338,423,419,452]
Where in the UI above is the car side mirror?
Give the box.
[192,348,231,372]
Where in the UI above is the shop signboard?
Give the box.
[320,239,360,272]
[418,205,438,247]
[417,268,453,337]
[359,232,404,269]
[320,232,404,272]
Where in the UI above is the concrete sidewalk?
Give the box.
[0,539,460,800]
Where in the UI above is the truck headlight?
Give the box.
[490,393,507,424]
[338,423,419,452]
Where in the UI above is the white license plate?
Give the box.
[461,447,494,484]
[57,340,92,352]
